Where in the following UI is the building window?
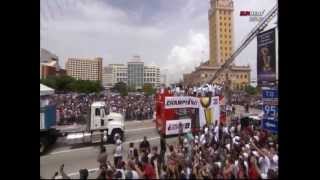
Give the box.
[236,75,239,79]
[220,22,222,26]
[240,74,243,79]
[244,74,247,79]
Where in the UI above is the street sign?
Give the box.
[262,89,278,99]
[262,89,278,133]
[262,118,278,133]
[263,104,278,118]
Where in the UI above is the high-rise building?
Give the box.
[103,56,160,89]
[182,0,251,91]
[66,57,102,81]
[209,0,234,66]
[40,48,66,79]
[144,65,160,88]
[128,56,144,89]
[40,48,59,65]
[102,66,113,89]
[110,64,128,85]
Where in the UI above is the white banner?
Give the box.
[165,119,192,135]
[164,96,220,130]
[164,96,200,109]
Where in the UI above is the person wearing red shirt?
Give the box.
[248,156,261,179]
[135,156,156,180]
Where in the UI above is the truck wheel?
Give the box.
[40,138,48,155]
[110,129,123,144]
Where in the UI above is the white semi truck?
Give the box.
[40,101,125,155]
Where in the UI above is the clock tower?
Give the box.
[208,0,234,66]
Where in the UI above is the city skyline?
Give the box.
[41,0,277,84]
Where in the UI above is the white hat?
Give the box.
[215,162,221,168]
[116,139,121,144]
[226,144,231,151]
[201,139,206,145]
[245,144,250,149]
[252,151,259,157]
[261,173,268,179]
[204,128,208,134]
[272,155,279,163]
[243,152,249,159]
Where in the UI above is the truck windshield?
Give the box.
[95,108,100,116]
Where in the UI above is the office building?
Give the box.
[144,65,160,88]
[40,48,66,79]
[128,56,144,89]
[102,66,113,89]
[66,57,102,81]
[103,56,161,89]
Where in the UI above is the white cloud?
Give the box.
[41,0,277,84]
[164,31,209,83]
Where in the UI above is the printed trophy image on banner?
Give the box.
[200,96,213,125]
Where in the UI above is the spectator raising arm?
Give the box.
[154,159,160,179]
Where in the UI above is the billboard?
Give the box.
[257,28,276,86]
[262,89,278,133]
[165,119,192,135]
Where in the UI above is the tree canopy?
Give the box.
[40,75,103,93]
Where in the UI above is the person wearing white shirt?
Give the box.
[113,139,123,167]
[259,155,270,179]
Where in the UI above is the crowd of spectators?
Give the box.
[51,118,278,179]
[42,92,154,125]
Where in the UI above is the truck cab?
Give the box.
[90,101,125,143]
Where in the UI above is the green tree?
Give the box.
[143,83,155,96]
[114,82,128,96]
[245,85,258,95]
[41,75,103,93]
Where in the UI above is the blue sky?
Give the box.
[41,0,277,84]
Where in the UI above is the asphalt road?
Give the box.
[40,106,262,179]
[40,120,170,179]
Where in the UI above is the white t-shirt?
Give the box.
[270,154,278,171]
[259,156,271,175]
[114,145,123,157]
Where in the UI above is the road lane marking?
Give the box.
[48,146,94,155]
[45,136,160,156]
[54,137,162,178]
[125,127,155,132]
